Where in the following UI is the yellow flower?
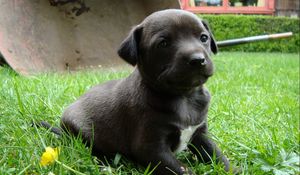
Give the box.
[40,147,59,166]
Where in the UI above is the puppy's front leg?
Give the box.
[134,146,193,175]
[188,124,230,171]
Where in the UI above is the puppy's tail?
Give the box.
[32,121,62,136]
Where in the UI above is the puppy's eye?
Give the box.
[200,34,209,43]
[158,39,168,48]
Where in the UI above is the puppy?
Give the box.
[61,9,230,175]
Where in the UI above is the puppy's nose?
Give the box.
[189,53,207,66]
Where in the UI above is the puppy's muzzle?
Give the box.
[188,53,207,66]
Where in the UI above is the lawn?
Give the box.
[0,52,299,175]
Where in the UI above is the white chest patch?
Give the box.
[174,121,205,154]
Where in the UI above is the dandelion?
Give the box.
[40,147,59,166]
[39,146,86,175]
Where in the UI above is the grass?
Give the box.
[0,52,299,175]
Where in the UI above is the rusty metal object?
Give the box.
[0,0,179,75]
[217,32,293,47]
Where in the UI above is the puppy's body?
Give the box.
[62,9,229,175]
[63,69,209,152]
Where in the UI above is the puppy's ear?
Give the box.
[117,25,143,66]
[202,20,218,54]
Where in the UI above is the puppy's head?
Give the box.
[118,9,217,93]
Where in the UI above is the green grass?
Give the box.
[0,52,299,175]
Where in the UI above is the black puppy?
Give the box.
[61,9,229,175]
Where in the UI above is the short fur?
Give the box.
[61,9,229,175]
